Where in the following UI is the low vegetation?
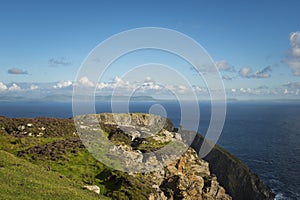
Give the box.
[0,115,169,199]
[0,150,107,200]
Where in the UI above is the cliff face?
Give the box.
[0,113,274,199]
[190,134,275,200]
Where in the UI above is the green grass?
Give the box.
[0,130,66,154]
[26,146,153,198]
[0,128,157,199]
[0,150,109,200]
[0,116,174,200]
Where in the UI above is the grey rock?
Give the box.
[82,185,100,194]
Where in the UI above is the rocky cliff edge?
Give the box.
[0,113,274,199]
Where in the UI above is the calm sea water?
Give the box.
[0,101,299,199]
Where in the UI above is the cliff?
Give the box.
[0,113,274,199]
[190,133,275,200]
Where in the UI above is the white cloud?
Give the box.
[97,77,157,91]
[290,32,300,58]
[141,82,162,90]
[0,80,299,99]
[224,85,300,98]
[239,67,252,77]
[78,76,94,87]
[215,60,235,71]
[285,58,300,76]
[30,84,39,90]
[240,88,246,93]
[94,76,204,97]
[97,82,109,89]
[144,76,152,82]
[192,85,207,93]
[252,66,272,78]
[8,83,21,91]
[285,32,300,76]
[0,82,7,91]
[53,81,73,89]
[239,87,252,93]
[113,77,131,88]
[97,77,130,90]
[239,66,271,78]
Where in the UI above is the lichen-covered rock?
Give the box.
[145,148,231,200]
[96,113,174,133]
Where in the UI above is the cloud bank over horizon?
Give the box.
[1,74,300,101]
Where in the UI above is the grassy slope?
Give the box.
[0,150,109,200]
[0,115,274,200]
[0,127,109,199]
[0,124,154,199]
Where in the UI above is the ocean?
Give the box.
[0,101,299,199]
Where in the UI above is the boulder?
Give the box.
[82,185,100,194]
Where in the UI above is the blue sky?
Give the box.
[1,0,300,100]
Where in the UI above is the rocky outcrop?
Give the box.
[190,133,275,200]
[146,148,231,200]
[7,113,232,199]
[89,113,232,199]
[95,113,274,199]
[97,113,174,132]
[0,114,275,199]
